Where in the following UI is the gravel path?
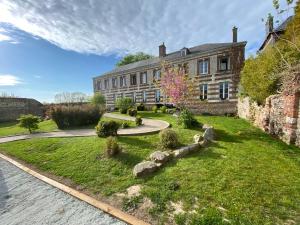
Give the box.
[0,158,126,225]
[0,113,169,143]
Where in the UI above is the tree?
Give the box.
[54,92,89,104]
[91,92,106,106]
[115,97,133,114]
[159,64,194,108]
[17,114,41,133]
[116,52,153,67]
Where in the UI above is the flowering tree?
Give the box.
[158,63,194,108]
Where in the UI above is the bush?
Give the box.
[115,98,133,114]
[166,108,175,114]
[105,136,121,157]
[159,129,179,149]
[178,108,201,129]
[128,108,137,117]
[136,103,145,111]
[121,122,130,129]
[17,114,41,133]
[161,105,167,113]
[91,92,106,107]
[96,120,120,137]
[135,116,143,126]
[50,105,102,129]
[152,105,158,113]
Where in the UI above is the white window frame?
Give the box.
[155,90,160,102]
[104,79,109,89]
[219,57,230,71]
[200,84,208,100]
[120,76,126,87]
[142,91,147,102]
[132,92,136,103]
[199,59,209,75]
[141,72,147,84]
[153,69,161,81]
[219,82,229,100]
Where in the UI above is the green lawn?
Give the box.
[0,120,58,137]
[0,112,299,225]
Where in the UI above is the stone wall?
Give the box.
[238,94,300,147]
[0,97,43,122]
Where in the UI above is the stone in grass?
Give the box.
[149,151,171,163]
[193,134,204,144]
[173,144,199,158]
[203,127,215,141]
[133,161,160,177]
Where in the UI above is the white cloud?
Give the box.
[0,0,294,56]
[0,33,11,41]
[0,74,22,86]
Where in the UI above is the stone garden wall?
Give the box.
[0,97,43,122]
[238,93,300,147]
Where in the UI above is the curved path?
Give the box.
[0,113,169,143]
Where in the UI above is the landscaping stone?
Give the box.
[203,127,215,141]
[193,134,204,143]
[149,151,171,163]
[173,144,199,158]
[133,161,160,177]
[126,185,141,197]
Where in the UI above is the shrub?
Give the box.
[159,129,179,149]
[105,136,121,157]
[17,114,41,133]
[91,92,106,107]
[178,108,201,129]
[152,105,158,113]
[135,116,143,126]
[50,105,102,129]
[136,103,145,111]
[128,108,137,117]
[96,120,120,137]
[121,122,130,129]
[161,105,167,113]
[115,98,133,114]
[166,108,175,114]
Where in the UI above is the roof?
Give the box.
[95,41,247,78]
[259,16,293,51]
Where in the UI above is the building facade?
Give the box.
[93,28,246,115]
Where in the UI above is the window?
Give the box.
[198,59,209,75]
[180,48,188,57]
[153,69,161,81]
[120,93,124,98]
[112,94,115,102]
[219,82,229,100]
[140,72,147,84]
[96,80,102,90]
[130,74,137,85]
[155,90,160,102]
[104,79,109,89]
[132,92,136,103]
[219,57,229,71]
[112,77,117,88]
[200,84,208,100]
[120,76,126,87]
[142,91,147,102]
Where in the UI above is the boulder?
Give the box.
[133,161,159,177]
[203,127,215,141]
[193,134,204,143]
[150,151,171,163]
[173,144,199,158]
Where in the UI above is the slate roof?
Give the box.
[96,41,246,77]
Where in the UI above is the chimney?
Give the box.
[232,26,238,43]
[265,15,274,36]
[159,42,166,57]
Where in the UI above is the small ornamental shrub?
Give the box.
[115,97,133,114]
[178,108,201,129]
[136,103,145,111]
[106,136,121,157]
[159,129,179,149]
[161,105,167,113]
[152,105,158,113]
[17,114,41,133]
[96,120,120,137]
[121,122,130,129]
[135,116,143,126]
[50,105,102,129]
[128,108,137,117]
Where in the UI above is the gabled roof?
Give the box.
[95,41,246,78]
[259,16,293,51]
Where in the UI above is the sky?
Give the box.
[0,0,295,103]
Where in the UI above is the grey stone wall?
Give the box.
[0,97,43,122]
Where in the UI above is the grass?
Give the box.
[0,120,58,137]
[0,112,299,225]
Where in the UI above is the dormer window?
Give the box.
[219,57,230,71]
[180,48,189,57]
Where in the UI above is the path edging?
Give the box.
[0,153,150,225]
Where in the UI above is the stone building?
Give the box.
[93,27,246,115]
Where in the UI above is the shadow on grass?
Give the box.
[113,151,144,167]
[0,121,18,128]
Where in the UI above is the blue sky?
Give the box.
[0,0,294,102]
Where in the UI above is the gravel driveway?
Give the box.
[0,158,126,225]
